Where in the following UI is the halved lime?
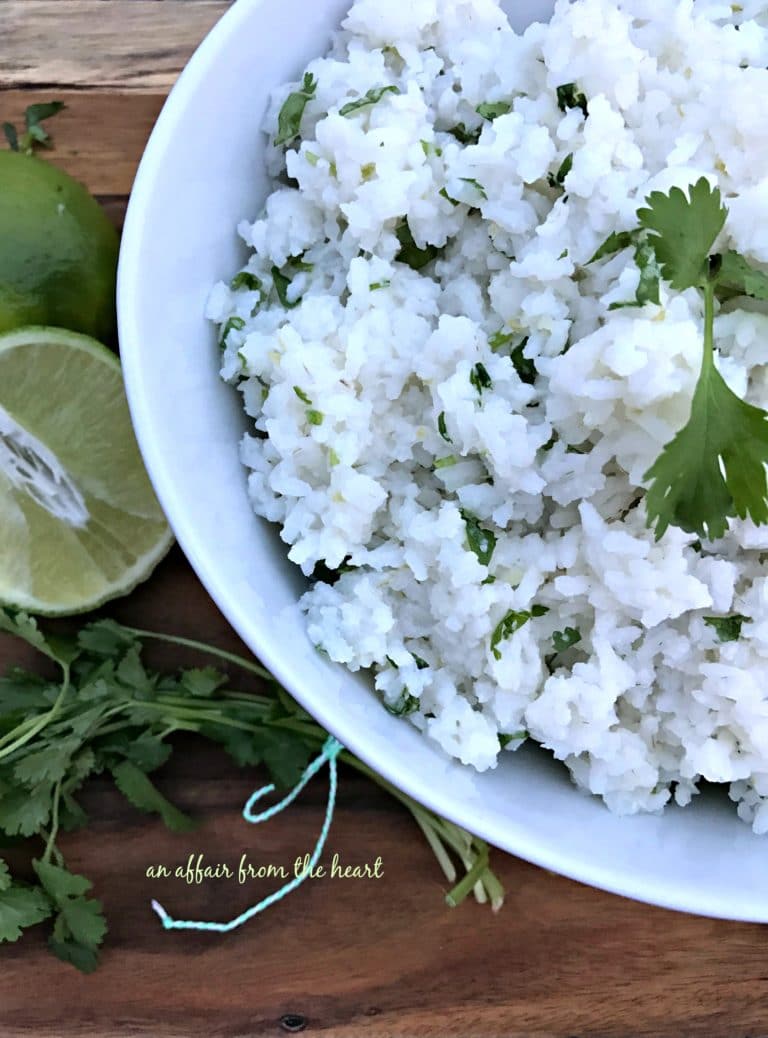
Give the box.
[0,326,173,614]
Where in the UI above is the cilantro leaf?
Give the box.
[272,265,301,309]
[0,781,52,836]
[230,271,262,293]
[644,327,768,540]
[499,731,527,748]
[59,793,89,833]
[3,101,65,154]
[510,337,536,384]
[219,315,246,349]
[275,72,317,146]
[207,724,312,788]
[0,607,69,664]
[556,83,588,117]
[395,219,440,270]
[118,734,171,773]
[33,860,107,970]
[491,606,549,661]
[14,739,78,786]
[476,101,511,120]
[77,619,138,658]
[459,177,488,200]
[23,102,66,148]
[0,668,53,715]
[552,627,582,653]
[437,412,452,443]
[339,85,400,117]
[178,667,228,699]
[0,867,52,943]
[704,614,750,643]
[385,691,420,717]
[638,178,726,292]
[434,455,458,470]
[461,511,497,567]
[448,123,481,146]
[714,250,768,302]
[547,153,573,189]
[2,123,18,151]
[588,230,637,264]
[420,140,441,158]
[111,760,196,833]
[2,858,18,890]
[489,330,514,352]
[48,935,100,974]
[470,363,493,394]
[633,238,663,306]
[33,860,89,899]
[115,645,155,696]
[608,236,662,310]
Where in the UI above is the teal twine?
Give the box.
[151,735,344,933]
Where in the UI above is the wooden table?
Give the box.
[2,4,768,1035]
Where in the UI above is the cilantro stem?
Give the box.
[124,700,258,730]
[0,662,71,760]
[481,867,506,911]
[410,808,458,882]
[703,277,715,371]
[445,841,489,907]
[119,627,276,684]
[42,780,63,865]
[39,829,64,867]
[0,612,505,960]
[256,713,502,903]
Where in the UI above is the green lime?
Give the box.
[0,152,119,340]
[0,326,173,615]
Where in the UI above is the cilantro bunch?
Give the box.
[592,178,768,541]
[0,608,503,972]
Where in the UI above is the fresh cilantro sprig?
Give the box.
[595,178,768,540]
[0,608,504,970]
[3,102,65,154]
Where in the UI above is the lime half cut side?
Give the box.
[0,326,173,615]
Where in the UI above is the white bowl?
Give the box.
[118,0,768,921]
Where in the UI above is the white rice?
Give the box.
[209,0,768,831]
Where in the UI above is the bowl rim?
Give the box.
[118,0,768,924]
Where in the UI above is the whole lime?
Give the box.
[0,151,119,340]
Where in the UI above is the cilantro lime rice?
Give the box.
[209,0,768,831]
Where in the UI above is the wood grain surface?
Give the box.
[1,2,231,90]
[2,4,768,1037]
